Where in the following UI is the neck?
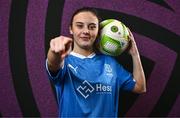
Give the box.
[73,46,94,57]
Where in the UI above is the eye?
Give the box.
[76,24,83,28]
[89,25,96,30]
[111,26,118,32]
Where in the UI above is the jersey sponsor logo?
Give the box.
[96,84,112,94]
[68,64,78,73]
[77,80,112,99]
[77,80,95,99]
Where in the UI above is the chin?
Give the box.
[80,44,93,50]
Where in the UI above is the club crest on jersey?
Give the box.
[104,64,113,77]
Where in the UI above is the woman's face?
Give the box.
[70,11,99,50]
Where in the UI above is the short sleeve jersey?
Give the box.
[46,52,136,117]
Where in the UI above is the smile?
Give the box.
[80,37,90,41]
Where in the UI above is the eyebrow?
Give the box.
[75,22,97,25]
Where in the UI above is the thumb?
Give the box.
[60,51,68,60]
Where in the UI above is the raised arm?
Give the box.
[47,36,72,73]
[128,29,146,94]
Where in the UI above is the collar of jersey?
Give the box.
[70,51,96,59]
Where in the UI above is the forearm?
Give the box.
[46,36,72,73]
[132,54,146,93]
[47,49,64,73]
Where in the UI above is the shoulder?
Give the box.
[96,53,114,60]
[65,54,77,62]
[95,54,121,66]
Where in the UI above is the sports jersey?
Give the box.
[46,52,136,117]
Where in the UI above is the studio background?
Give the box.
[0,0,180,117]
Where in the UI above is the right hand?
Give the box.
[50,36,72,60]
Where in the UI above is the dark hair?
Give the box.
[69,7,101,53]
[70,7,101,27]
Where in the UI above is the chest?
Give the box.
[66,58,117,85]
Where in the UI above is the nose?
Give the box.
[82,27,90,34]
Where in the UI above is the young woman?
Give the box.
[46,7,146,117]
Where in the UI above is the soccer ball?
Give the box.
[97,19,130,56]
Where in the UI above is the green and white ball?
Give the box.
[98,19,130,56]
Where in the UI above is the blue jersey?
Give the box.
[46,52,136,117]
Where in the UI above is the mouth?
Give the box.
[80,37,90,41]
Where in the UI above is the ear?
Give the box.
[69,26,73,34]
